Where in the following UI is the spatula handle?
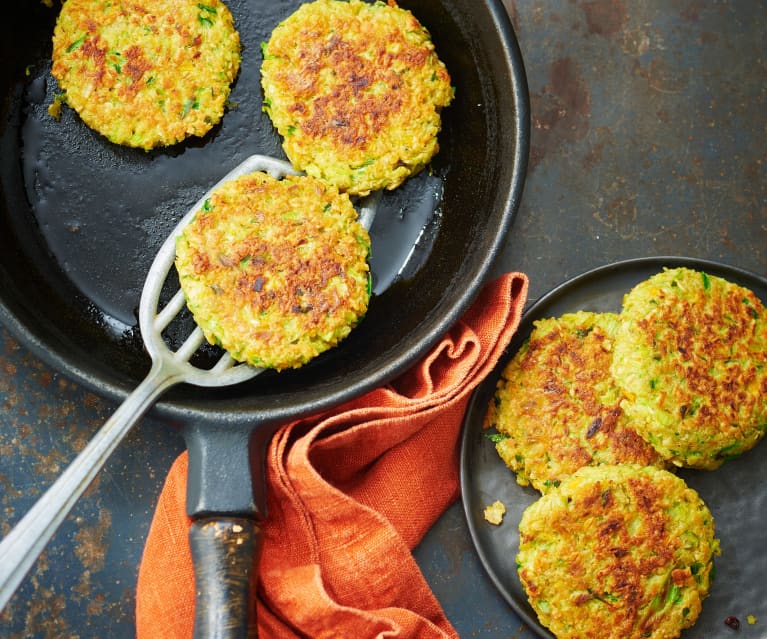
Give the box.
[0,363,176,612]
[190,517,262,639]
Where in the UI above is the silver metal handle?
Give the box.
[0,362,178,612]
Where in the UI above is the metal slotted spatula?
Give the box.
[0,154,380,614]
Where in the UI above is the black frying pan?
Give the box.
[0,0,529,635]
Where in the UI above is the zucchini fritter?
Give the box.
[175,172,371,370]
[517,464,720,639]
[484,311,665,492]
[260,0,454,196]
[612,267,767,469]
[51,0,241,150]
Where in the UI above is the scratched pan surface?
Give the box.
[460,257,767,639]
[0,0,528,430]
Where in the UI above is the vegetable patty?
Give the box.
[611,267,767,469]
[260,0,454,196]
[517,464,720,639]
[175,171,371,370]
[51,0,241,150]
[484,311,665,493]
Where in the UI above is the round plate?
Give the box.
[460,256,767,638]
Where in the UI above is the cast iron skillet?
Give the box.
[0,0,529,636]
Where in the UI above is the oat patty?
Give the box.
[175,171,371,370]
[51,0,241,150]
[484,311,665,492]
[260,0,454,196]
[517,464,720,639]
[611,267,767,469]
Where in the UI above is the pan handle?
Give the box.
[190,516,262,639]
[183,423,276,638]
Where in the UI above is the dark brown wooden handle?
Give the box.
[189,517,262,639]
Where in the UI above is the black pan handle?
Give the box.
[189,516,262,639]
[183,422,278,639]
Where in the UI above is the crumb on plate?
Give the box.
[483,500,506,525]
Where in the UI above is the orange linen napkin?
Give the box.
[136,272,528,639]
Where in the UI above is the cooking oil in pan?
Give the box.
[368,171,443,295]
[20,80,444,341]
[18,39,447,343]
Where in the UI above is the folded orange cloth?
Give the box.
[136,272,528,638]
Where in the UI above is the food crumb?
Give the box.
[48,94,65,121]
[483,500,506,525]
[747,615,757,625]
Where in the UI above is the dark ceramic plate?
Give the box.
[460,256,767,638]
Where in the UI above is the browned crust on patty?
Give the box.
[261,0,453,194]
[175,171,371,370]
[612,267,767,468]
[517,465,719,639]
[51,0,241,149]
[485,312,666,492]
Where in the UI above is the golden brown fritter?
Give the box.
[260,0,453,196]
[484,311,666,492]
[612,267,767,469]
[51,0,241,150]
[517,464,720,639]
[175,171,371,370]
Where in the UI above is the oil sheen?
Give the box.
[20,64,443,338]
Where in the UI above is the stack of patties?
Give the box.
[485,266,767,639]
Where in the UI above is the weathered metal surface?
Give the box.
[2,0,766,636]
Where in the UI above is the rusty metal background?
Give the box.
[2,0,766,636]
